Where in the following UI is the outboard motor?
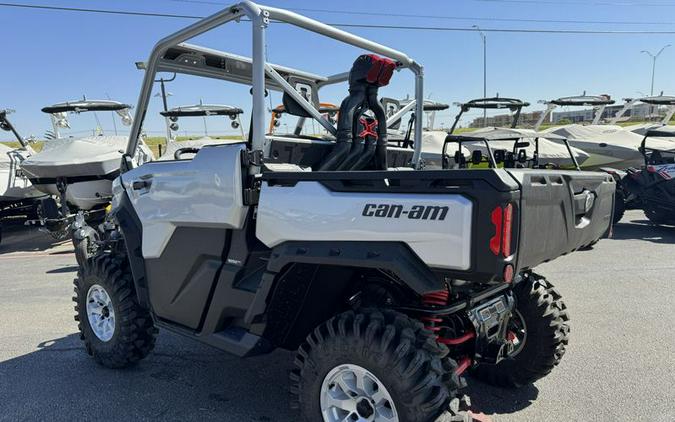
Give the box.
[319,54,396,171]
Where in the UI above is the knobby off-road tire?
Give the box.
[472,273,570,388]
[73,253,157,368]
[644,203,674,226]
[291,309,469,422]
[73,236,95,268]
[613,189,626,224]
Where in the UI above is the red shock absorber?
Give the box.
[420,289,476,376]
[420,290,450,337]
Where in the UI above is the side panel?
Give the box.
[257,181,473,270]
[116,143,249,330]
[120,143,248,258]
[144,227,229,330]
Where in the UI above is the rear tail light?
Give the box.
[489,204,514,257]
[502,204,513,257]
[489,207,502,255]
[503,264,514,283]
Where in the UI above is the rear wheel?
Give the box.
[73,254,157,368]
[613,189,625,224]
[471,273,569,388]
[291,309,468,422]
[644,203,674,225]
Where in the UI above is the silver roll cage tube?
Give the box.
[123,1,425,172]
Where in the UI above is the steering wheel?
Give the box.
[174,147,201,160]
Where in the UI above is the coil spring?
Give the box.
[420,289,476,375]
[419,290,449,336]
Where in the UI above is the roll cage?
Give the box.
[640,130,675,165]
[534,94,615,130]
[442,129,580,170]
[609,95,675,125]
[448,97,530,134]
[124,1,424,171]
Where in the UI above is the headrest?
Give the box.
[349,54,397,87]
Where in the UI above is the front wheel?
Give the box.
[73,254,157,368]
[291,309,468,422]
[471,273,570,388]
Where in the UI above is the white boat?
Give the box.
[384,98,471,168]
[609,95,675,138]
[0,109,43,210]
[536,94,675,169]
[157,103,245,161]
[20,100,153,210]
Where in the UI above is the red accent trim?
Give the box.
[363,54,396,86]
[366,54,384,84]
[502,203,513,257]
[357,117,379,139]
[378,58,396,86]
[489,206,503,255]
[455,357,472,375]
[438,331,476,345]
[503,264,514,283]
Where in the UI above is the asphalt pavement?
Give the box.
[0,210,674,421]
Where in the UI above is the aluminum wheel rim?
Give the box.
[86,284,116,342]
[320,364,398,422]
[507,309,527,357]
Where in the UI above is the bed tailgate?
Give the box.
[507,170,615,269]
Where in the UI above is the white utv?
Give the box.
[73,3,616,421]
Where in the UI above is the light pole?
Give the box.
[641,45,670,119]
[473,25,487,127]
[641,45,671,96]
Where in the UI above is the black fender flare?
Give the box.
[266,241,443,295]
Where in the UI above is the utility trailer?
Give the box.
[73,3,615,421]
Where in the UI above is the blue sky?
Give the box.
[2,0,675,140]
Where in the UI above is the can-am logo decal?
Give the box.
[362,203,449,221]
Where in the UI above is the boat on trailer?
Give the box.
[537,94,675,169]
[0,109,43,215]
[20,99,153,211]
[158,103,246,160]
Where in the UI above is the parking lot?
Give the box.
[0,210,674,421]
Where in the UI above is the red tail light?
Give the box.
[489,206,502,255]
[502,203,513,257]
[490,203,514,257]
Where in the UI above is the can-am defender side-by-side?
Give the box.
[73,3,615,421]
[447,97,590,168]
[442,128,584,171]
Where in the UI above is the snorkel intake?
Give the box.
[319,54,396,171]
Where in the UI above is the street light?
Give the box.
[641,44,671,96]
[641,45,670,120]
[473,25,487,127]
